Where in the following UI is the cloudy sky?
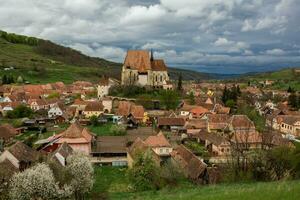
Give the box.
[1,0,300,74]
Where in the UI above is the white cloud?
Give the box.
[242,16,287,32]
[214,37,249,53]
[264,48,286,56]
[120,4,166,25]
[68,43,126,62]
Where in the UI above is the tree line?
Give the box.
[0,31,39,46]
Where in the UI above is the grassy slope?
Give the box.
[241,68,300,90]
[90,166,300,200]
[0,37,121,84]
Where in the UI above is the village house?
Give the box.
[197,131,231,158]
[121,50,170,88]
[0,102,22,116]
[43,122,94,155]
[212,104,230,114]
[184,119,207,137]
[48,103,64,118]
[157,117,186,131]
[117,101,145,124]
[71,99,88,116]
[0,124,18,145]
[225,115,262,150]
[102,97,113,113]
[50,142,73,166]
[170,144,208,183]
[97,77,118,99]
[207,114,230,133]
[144,132,173,157]
[28,98,48,111]
[272,115,300,137]
[83,101,104,118]
[127,137,162,168]
[0,142,39,171]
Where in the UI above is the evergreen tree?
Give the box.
[2,74,7,84]
[177,73,182,91]
[288,92,298,109]
[287,86,294,93]
[222,86,228,104]
[188,92,195,105]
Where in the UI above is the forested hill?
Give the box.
[0,30,210,84]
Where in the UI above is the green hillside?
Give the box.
[0,30,209,84]
[90,166,300,200]
[241,68,300,90]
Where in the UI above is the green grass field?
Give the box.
[88,124,115,136]
[245,68,300,91]
[89,166,300,200]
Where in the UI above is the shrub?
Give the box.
[110,124,126,136]
[128,150,161,191]
[6,105,34,119]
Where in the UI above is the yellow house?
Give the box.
[83,101,104,118]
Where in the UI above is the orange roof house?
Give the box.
[144,132,173,156]
[117,101,145,122]
[170,145,207,183]
[54,122,94,154]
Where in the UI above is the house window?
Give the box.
[160,149,163,153]
[165,149,169,153]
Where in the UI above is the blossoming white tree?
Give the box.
[9,163,72,200]
[67,152,94,200]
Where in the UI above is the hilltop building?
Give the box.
[121,50,170,88]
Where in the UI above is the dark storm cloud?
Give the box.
[0,0,299,73]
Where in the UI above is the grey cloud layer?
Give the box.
[0,0,299,73]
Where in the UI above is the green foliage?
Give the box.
[137,94,155,109]
[265,146,294,180]
[222,85,241,109]
[46,92,60,99]
[0,30,39,46]
[109,85,147,97]
[188,92,195,105]
[184,141,209,158]
[6,105,34,119]
[1,74,15,84]
[225,99,236,109]
[109,124,126,136]
[88,123,126,136]
[159,90,180,110]
[90,115,99,126]
[128,151,161,191]
[288,92,300,109]
[291,142,300,178]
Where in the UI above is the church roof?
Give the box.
[151,59,167,71]
[124,50,152,73]
[124,50,167,72]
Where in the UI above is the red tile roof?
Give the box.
[157,117,186,126]
[144,132,171,147]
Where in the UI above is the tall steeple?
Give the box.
[150,49,154,61]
